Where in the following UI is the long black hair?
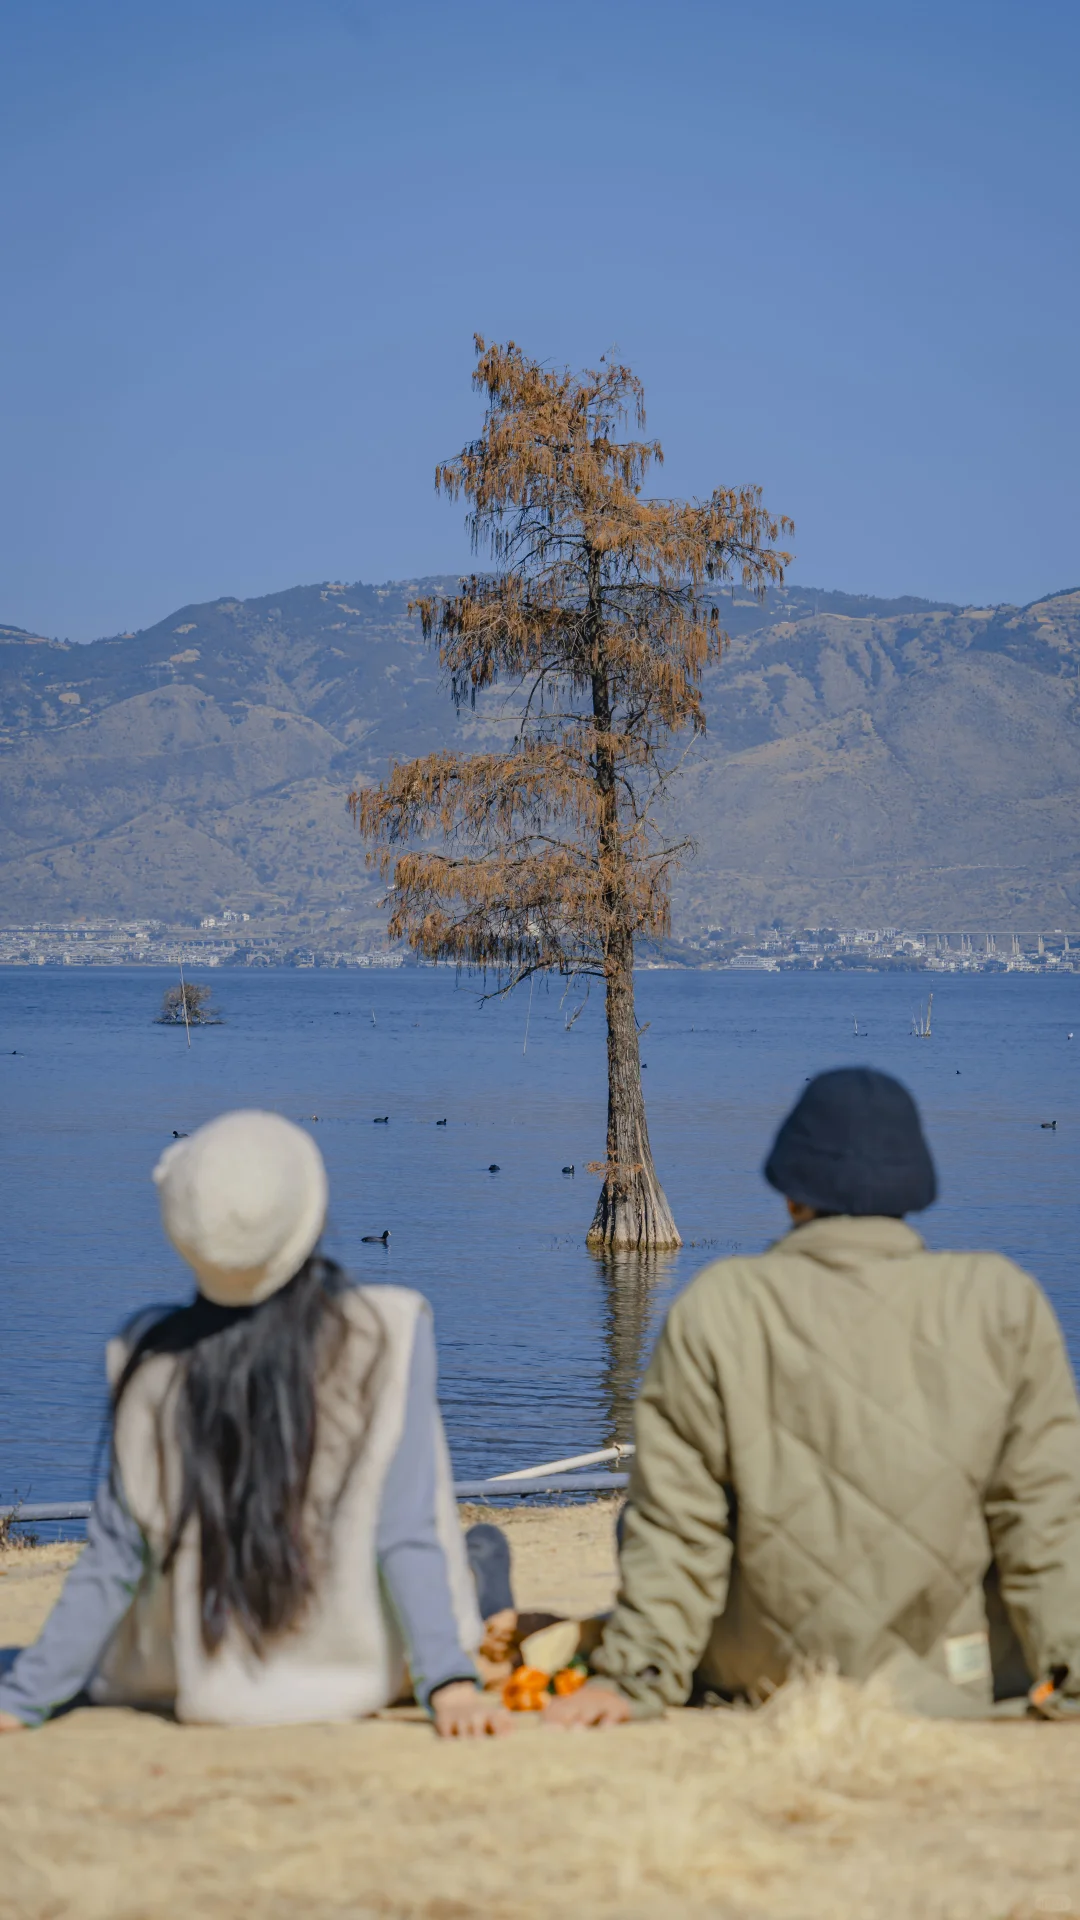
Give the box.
[111,1254,385,1656]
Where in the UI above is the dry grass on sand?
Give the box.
[2,1501,1079,1920]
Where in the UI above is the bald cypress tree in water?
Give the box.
[352,338,791,1249]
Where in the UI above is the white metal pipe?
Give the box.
[1,1452,638,1525]
[487,1443,635,1482]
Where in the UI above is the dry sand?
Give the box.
[2,1501,1079,1920]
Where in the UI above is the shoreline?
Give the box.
[3,954,1078,974]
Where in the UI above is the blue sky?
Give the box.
[1,0,1077,639]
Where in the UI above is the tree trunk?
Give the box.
[587,931,681,1249]
[583,542,679,1250]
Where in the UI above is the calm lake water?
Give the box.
[2,965,1079,1506]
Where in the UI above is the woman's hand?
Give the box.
[542,1682,633,1730]
[430,1680,513,1739]
[0,1711,27,1734]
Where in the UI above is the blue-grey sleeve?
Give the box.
[0,1476,146,1726]
[376,1309,477,1710]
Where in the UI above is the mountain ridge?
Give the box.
[2,578,1079,933]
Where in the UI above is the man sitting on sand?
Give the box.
[546,1068,1080,1727]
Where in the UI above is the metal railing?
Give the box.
[1,1445,635,1525]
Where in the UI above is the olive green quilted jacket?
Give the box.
[593,1217,1080,1718]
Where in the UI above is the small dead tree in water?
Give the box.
[351,338,791,1249]
[157,982,217,1026]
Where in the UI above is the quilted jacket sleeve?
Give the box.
[590,1283,733,1716]
[983,1275,1080,1694]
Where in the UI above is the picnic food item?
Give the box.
[551,1666,588,1696]
[518,1619,582,1675]
[500,1663,590,1709]
[502,1666,551,1712]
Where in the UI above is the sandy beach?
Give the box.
[1,1501,1078,1920]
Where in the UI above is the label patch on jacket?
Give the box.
[944,1631,991,1686]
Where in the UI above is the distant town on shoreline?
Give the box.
[2,919,1077,975]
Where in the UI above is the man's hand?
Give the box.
[0,1711,27,1735]
[542,1682,633,1730]
[429,1680,513,1739]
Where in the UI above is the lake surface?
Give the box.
[2,965,1079,1507]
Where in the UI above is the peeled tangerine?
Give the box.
[501,1666,552,1712]
[552,1666,588,1696]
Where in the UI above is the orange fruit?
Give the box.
[552,1667,588,1697]
[501,1666,551,1711]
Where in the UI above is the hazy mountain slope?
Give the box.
[1,581,1078,931]
[677,597,1080,925]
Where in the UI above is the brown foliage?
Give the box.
[350,338,791,1244]
[352,337,791,986]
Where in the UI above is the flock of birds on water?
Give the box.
[167,1114,579,1249]
[160,1024,1075,1244]
[7,1002,1076,1278]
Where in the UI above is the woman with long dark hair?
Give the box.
[0,1111,511,1737]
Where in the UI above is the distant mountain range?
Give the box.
[2,577,1079,935]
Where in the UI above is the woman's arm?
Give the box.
[375,1309,509,1736]
[0,1475,146,1729]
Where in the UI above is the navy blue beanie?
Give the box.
[764,1067,937,1217]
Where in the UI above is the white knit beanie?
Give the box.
[152,1110,329,1307]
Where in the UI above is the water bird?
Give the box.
[361,1230,391,1244]
[1041,1121,1058,1130]
[1069,1033,1075,1041]
[308,1115,319,1122]
[172,1130,189,1138]
[562,1164,575,1176]
[373,1115,389,1124]
[488,1163,501,1173]
[436,1118,447,1126]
